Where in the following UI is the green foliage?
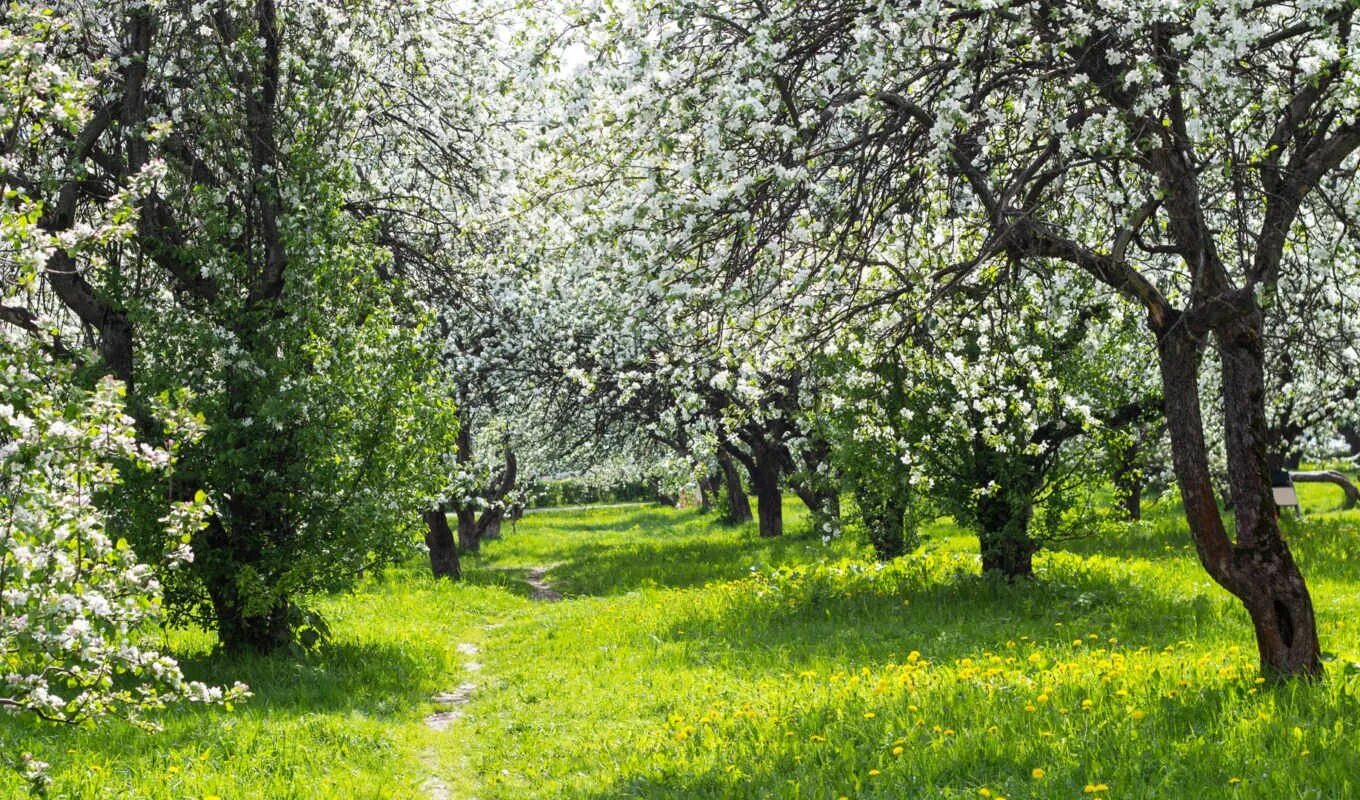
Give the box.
[118,197,459,643]
[13,497,1360,797]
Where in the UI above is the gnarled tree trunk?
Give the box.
[1159,321,1320,678]
[1290,471,1360,510]
[718,449,753,523]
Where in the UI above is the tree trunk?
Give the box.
[1340,424,1360,458]
[1112,440,1144,521]
[718,450,752,523]
[1158,322,1321,678]
[791,479,840,523]
[1290,470,1360,510]
[697,473,717,512]
[206,571,291,654]
[423,509,460,579]
[976,491,1037,578]
[748,450,783,537]
[858,489,908,561]
[482,517,503,541]
[457,506,479,554]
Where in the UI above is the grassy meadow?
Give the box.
[5,482,1360,799]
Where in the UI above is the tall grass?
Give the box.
[4,484,1358,798]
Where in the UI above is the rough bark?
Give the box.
[423,509,461,579]
[1290,470,1360,510]
[1159,323,1321,678]
[718,450,753,523]
[747,449,783,537]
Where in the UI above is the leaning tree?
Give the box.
[567,0,1360,677]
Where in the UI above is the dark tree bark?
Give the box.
[450,422,518,555]
[200,520,292,653]
[790,479,840,521]
[1159,322,1321,678]
[1340,425,1360,457]
[785,436,842,525]
[1112,439,1145,521]
[1290,471,1360,510]
[748,448,783,537]
[211,593,291,654]
[697,473,718,512]
[457,506,480,554]
[718,449,753,523]
[423,509,461,579]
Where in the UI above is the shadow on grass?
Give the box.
[536,506,703,535]
[650,552,1241,674]
[513,529,830,597]
[0,638,442,795]
[172,638,446,720]
[461,563,539,598]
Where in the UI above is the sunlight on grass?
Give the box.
[5,495,1359,798]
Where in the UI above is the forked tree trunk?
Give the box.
[1158,322,1320,678]
[697,473,717,512]
[718,450,753,523]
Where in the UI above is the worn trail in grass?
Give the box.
[5,484,1360,798]
[456,491,1360,800]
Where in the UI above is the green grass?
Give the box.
[5,488,1360,799]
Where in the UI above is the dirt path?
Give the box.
[526,566,562,601]
[418,570,561,796]
[421,642,482,798]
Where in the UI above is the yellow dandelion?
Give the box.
[1032,768,1046,780]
